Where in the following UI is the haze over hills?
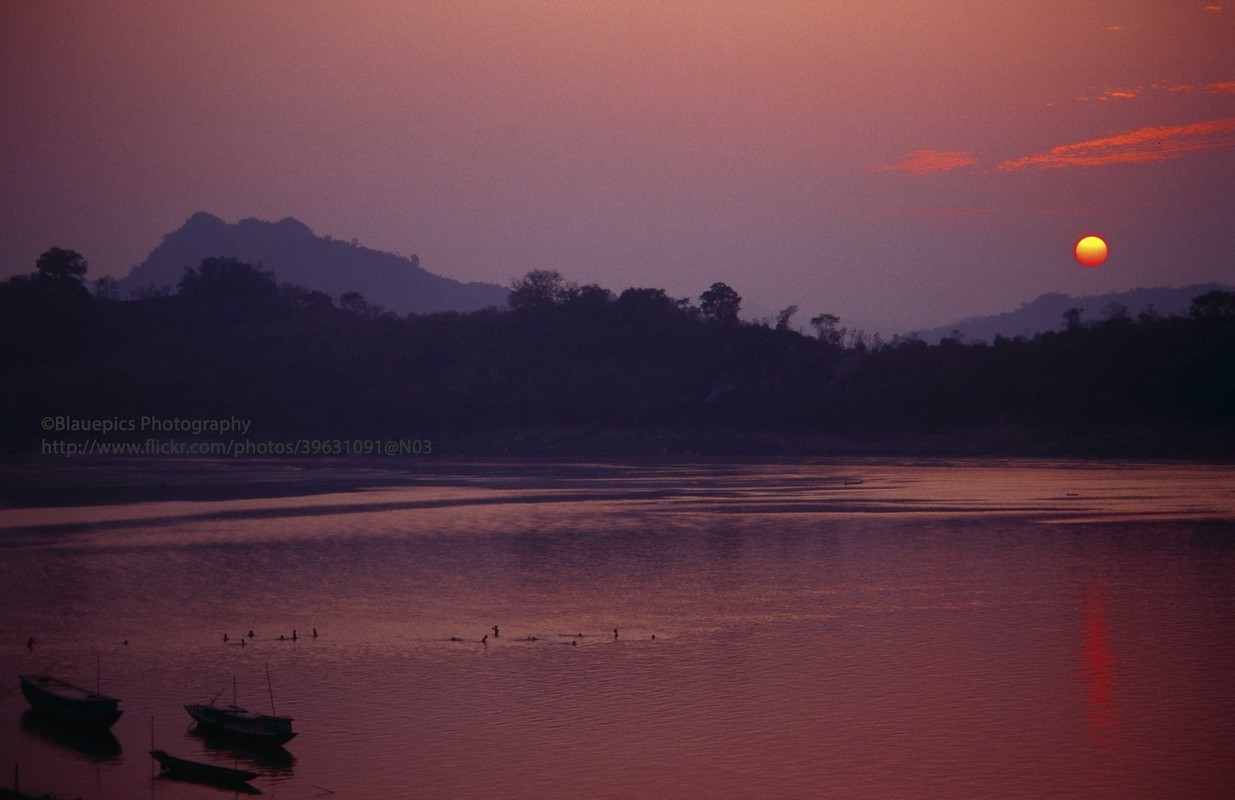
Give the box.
[118,212,509,314]
[911,284,1232,344]
[115,213,1227,339]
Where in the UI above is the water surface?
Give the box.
[2,459,1233,799]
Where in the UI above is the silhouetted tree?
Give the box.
[340,291,383,316]
[809,313,842,345]
[94,275,120,299]
[1102,303,1130,324]
[281,283,335,312]
[775,305,798,332]
[700,282,741,324]
[1190,289,1235,319]
[617,288,684,319]
[179,257,277,300]
[177,257,281,324]
[36,247,88,285]
[508,270,577,311]
[1,249,94,367]
[567,284,615,313]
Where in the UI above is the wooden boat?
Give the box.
[149,749,260,786]
[18,673,122,730]
[186,666,297,745]
[185,702,296,745]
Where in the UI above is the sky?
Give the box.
[2,1,1233,331]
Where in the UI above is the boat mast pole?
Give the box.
[266,663,276,716]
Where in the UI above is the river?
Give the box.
[2,458,1233,799]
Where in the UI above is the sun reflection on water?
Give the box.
[1080,581,1119,780]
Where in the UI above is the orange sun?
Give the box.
[1075,235,1108,267]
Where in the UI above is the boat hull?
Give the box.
[149,749,260,785]
[185,703,297,745]
[19,674,122,731]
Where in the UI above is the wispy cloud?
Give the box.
[878,82,1235,177]
[1083,88,1140,101]
[872,150,977,176]
[1078,80,1235,101]
[1158,80,1235,94]
[994,118,1235,171]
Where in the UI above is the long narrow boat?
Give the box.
[18,673,122,730]
[149,749,260,786]
[184,702,296,745]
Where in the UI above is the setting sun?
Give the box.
[1075,235,1109,267]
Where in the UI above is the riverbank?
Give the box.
[0,456,420,508]
[427,423,1235,460]
[3,432,1232,516]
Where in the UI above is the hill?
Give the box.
[118,212,508,313]
[912,284,1231,343]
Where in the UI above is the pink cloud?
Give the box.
[1076,80,1234,102]
[1153,80,1235,94]
[994,118,1235,171]
[872,149,978,176]
[1078,88,1141,101]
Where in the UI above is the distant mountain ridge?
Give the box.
[119,212,509,314]
[912,284,1231,343]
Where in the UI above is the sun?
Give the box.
[1075,235,1108,267]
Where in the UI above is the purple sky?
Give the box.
[3,1,1233,330]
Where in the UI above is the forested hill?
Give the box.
[119,212,508,314]
[913,284,1232,344]
[4,253,1235,458]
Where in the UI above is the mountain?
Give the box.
[118,212,509,314]
[910,284,1231,343]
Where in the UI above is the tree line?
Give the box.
[3,250,1234,456]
